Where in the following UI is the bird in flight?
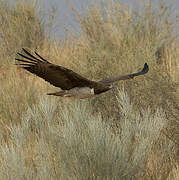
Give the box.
[15,48,149,99]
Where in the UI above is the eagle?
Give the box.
[15,48,149,99]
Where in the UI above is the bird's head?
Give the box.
[103,84,115,90]
[108,84,115,89]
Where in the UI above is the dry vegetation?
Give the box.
[0,0,178,179]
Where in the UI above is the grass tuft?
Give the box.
[0,91,170,179]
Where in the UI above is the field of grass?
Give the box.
[0,0,178,179]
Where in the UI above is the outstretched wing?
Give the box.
[99,63,149,84]
[15,48,95,90]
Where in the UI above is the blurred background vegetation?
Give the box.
[0,0,178,179]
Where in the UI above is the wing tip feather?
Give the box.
[142,63,149,74]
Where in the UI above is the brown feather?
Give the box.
[98,63,149,84]
[15,49,149,97]
[15,49,96,90]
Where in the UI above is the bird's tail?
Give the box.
[47,91,72,97]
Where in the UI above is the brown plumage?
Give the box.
[15,48,149,99]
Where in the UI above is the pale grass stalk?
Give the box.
[0,91,168,179]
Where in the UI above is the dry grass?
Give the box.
[0,0,46,66]
[0,0,178,179]
[0,91,170,179]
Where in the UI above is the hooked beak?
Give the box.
[109,84,117,89]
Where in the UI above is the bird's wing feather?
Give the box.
[99,63,149,84]
[15,48,95,90]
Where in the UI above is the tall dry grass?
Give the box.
[0,91,170,179]
[0,0,178,179]
[75,1,179,147]
[0,0,46,66]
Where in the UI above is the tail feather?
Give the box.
[47,91,71,97]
